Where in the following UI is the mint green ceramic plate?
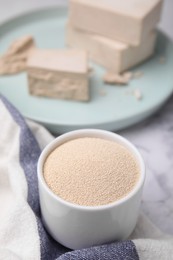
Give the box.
[0,7,173,134]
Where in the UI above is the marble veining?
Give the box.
[120,95,173,235]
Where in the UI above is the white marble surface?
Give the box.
[0,0,173,235]
[121,99,173,235]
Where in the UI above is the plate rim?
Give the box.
[0,6,173,130]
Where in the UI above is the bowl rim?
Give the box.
[37,129,145,211]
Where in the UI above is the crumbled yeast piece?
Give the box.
[133,89,143,100]
[133,71,144,79]
[0,35,35,75]
[103,71,132,85]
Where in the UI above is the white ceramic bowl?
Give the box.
[37,129,145,250]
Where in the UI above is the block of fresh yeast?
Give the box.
[66,25,157,73]
[27,49,89,101]
[69,0,162,46]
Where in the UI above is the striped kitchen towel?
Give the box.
[0,95,173,260]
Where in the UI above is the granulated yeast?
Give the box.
[43,137,140,206]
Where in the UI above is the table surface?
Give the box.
[0,0,173,235]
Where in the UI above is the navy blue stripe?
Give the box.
[0,95,68,259]
[58,241,139,260]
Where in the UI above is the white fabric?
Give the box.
[131,214,173,259]
[0,101,40,260]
